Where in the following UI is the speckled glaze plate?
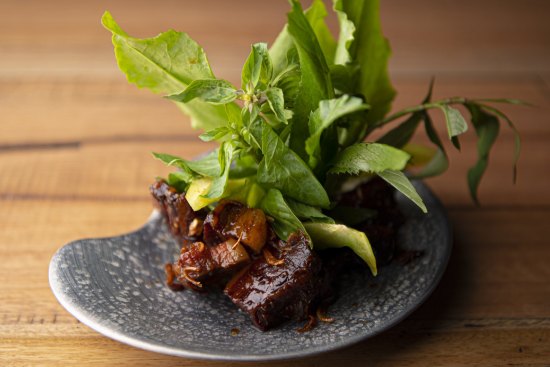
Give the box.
[49,182,451,361]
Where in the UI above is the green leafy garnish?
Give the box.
[260,188,307,242]
[105,0,524,272]
[304,222,377,275]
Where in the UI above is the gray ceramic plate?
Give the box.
[49,182,451,361]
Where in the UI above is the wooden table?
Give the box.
[1,1,549,365]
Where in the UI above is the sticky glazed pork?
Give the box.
[151,178,403,331]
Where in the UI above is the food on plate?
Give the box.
[103,0,522,330]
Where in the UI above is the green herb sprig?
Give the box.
[102,0,524,275]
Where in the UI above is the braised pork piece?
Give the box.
[151,178,402,331]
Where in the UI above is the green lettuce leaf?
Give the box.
[335,0,396,128]
[270,0,336,73]
[304,0,337,63]
[333,0,355,65]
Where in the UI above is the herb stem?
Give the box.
[374,97,469,128]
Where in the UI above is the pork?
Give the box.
[224,232,330,331]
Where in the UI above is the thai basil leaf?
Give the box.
[152,151,222,178]
[303,222,377,275]
[242,43,272,91]
[257,123,330,208]
[306,95,369,168]
[272,61,301,108]
[465,103,500,204]
[287,0,334,160]
[199,126,232,142]
[185,150,222,177]
[265,87,288,123]
[203,141,236,199]
[101,11,239,130]
[377,170,427,213]
[167,79,237,104]
[260,189,307,241]
[329,143,410,175]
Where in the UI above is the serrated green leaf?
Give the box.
[270,0,335,74]
[304,222,377,275]
[287,0,334,160]
[336,0,396,128]
[167,79,237,104]
[377,170,427,213]
[304,0,337,64]
[306,95,369,168]
[329,143,410,175]
[333,0,355,65]
[260,189,307,241]
[101,11,239,130]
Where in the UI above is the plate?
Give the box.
[49,182,451,361]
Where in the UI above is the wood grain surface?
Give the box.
[1,1,549,366]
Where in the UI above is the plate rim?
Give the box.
[49,181,453,361]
